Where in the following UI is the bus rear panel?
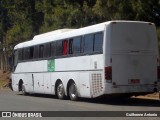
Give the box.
[104,22,158,96]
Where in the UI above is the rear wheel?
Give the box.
[69,82,78,101]
[57,82,65,99]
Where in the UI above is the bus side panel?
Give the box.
[44,73,52,94]
[12,74,19,92]
[33,73,44,93]
[12,73,25,92]
[24,73,34,93]
[50,72,71,95]
[54,55,104,98]
[50,70,92,97]
[50,73,57,95]
[78,72,91,98]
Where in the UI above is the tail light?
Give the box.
[105,66,112,82]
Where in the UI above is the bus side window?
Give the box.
[73,37,81,54]
[56,41,63,56]
[39,45,44,58]
[14,50,18,68]
[23,48,26,60]
[21,49,24,61]
[34,46,39,59]
[51,42,55,57]
[18,49,22,61]
[29,47,34,59]
[44,43,51,58]
[63,40,68,55]
[83,34,94,53]
[94,32,103,52]
[69,39,73,54]
[24,48,30,60]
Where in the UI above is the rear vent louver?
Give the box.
[91,73,103,96]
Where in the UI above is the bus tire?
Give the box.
[22,84,27,95]
[56,82,65,99]
[69,82,78,101]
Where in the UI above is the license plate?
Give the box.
[128,79,140,84]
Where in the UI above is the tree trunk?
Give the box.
[0,50,9,71]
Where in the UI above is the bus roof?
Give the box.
[14,20,152,50]
[33,29,76,40]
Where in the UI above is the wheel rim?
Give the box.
[57,84,64,98]
[70,83,77,99]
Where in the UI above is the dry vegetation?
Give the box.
[135,93,160,100]
[0,70,10,89]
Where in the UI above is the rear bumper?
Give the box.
[104,83,156,95]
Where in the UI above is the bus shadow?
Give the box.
[80,96,160,107]
[17,93,58,99]
[17,93,160,107]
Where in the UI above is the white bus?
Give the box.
[11,21,159,100]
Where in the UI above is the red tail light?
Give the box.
[105,66,112,82]
[157,66,160,80]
